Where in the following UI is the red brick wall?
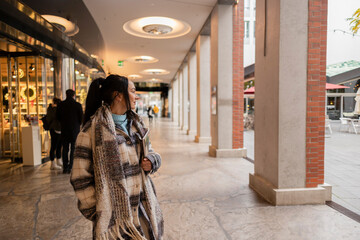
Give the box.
[233,1,244,149]
[306,0,328,187]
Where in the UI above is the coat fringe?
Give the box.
[97,218,147,240]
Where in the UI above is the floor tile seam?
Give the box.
[206,205,232,240]
[32,194,42,239]
[50,215,83,240]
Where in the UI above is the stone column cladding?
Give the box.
[187,52,197,135]
[168,88,172,119]
[195,35,211,143]
[208,4,246,158]
[182,65,189,131]
[172,78,179,124]
[233,1,244,149]
[178,72,182,127]
[306,0,328,188]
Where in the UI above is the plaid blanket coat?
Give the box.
[70,105,163,240]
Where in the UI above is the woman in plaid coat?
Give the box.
[70,75,163,240]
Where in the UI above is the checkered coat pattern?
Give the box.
[70,105,163,240]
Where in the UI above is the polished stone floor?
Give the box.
[1,118,360,239]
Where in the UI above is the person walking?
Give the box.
[147,105,153,121]
[57,89,83,174]
[153,104,159,118]
[70,75,163,240]
[46,97,62,170]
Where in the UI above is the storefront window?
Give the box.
[327,96,341,120]
[75,62,90,106]
[0,48,53,159]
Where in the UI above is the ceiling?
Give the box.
[22,0,218,83]
[83,0,217,83]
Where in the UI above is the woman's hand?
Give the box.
[141,158,152,171]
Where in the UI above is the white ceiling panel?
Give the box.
[83,0,217,82]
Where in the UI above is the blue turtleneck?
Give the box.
[112,113,129,135]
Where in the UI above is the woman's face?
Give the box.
[128,81,139,110]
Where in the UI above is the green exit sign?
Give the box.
[118,60,124,67]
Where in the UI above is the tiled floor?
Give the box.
[1,118,360,239]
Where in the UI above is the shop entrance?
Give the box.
[0,53,54,162]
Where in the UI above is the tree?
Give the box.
[348,8,360,34]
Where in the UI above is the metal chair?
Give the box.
[325,118,332,135]
[339,118,351,132]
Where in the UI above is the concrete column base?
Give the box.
[187,130,196,135]
[208,145,247,158]
[249,173,332,205]
[194,136,211,143]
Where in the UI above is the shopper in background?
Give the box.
[46,97,62,170]
[57,89,83,174]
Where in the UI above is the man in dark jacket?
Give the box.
[57,89,83,174]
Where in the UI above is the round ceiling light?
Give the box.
[147,78,163,82]
[123,16,191,39]
[128,74,143,80]
[42,15,79,36]
[126,56,158,64]
[141,69,170,75]
[142,24,173,35]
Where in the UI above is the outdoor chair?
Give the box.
[339,118,351,132]
[325,119,332,135]
[351,119,360,135]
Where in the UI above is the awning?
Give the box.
[244,83,349,94]
[325,83,350,90]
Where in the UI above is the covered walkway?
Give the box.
[1,118,360,239]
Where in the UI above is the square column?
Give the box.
[249,0,331,205]
[187,52,197,135]
[181,65,189,131]
[178,72,183,127]
[208,4,246,158]
[195,35,211,143]
[172,78,179,124]
[168,88,172,119]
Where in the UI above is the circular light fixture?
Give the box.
[142,24,173,35]
[42,15,79,36]
[147,78,163,82]
[90,68,99,72]
[141,69,170,75]
[123,16,191,39]
[126,56,158,64]
[128,74,142,80]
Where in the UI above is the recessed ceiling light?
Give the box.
[123,16,191,39]
[128,74,142,79]
[42,15,79,36]
[142,24,173,35]
[141,69,170,75]
[147,78,163,82]
[126,56,158,63]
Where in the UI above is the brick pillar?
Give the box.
[306,0,328,187]
[233,1,244,149]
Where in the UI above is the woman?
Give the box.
[46,97,62,170]
[70,75,163,240]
